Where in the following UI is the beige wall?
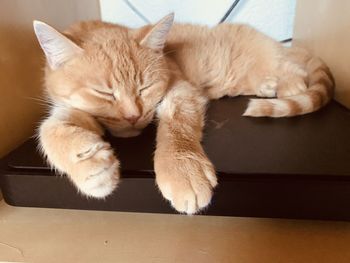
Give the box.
[293,0,350,108]
[0,0,100,157]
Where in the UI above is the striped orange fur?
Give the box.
[243,55,334,117]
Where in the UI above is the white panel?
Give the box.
[100,0,146,27]
[99,0,296,40]
[127,0,233,25]
[226,0,296,40]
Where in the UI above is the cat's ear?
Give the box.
[33,20,83,70]
[140,13,174,51]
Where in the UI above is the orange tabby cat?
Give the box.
[33,13,334,214]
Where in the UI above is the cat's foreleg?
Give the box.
[154,80,218,214]
[39,106,120,198]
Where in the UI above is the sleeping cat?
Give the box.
[33,13,334,214]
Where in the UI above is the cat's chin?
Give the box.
[109,128,142,138]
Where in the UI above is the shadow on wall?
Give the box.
[0,24,45,157]
[0,0,101,158]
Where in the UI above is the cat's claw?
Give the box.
[72,145,120,198]
[79,161,119,198]
[156,153,217,214]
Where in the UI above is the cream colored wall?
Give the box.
[0,0,100,158]
[293,0,350,108]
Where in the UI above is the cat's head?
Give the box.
[33,14,174,137]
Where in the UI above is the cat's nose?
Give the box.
[123,114,140,125]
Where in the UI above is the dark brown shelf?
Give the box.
[1,97,350,220]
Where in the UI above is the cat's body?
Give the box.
[34,14,334,214]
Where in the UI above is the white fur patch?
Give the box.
[290,94,313,112]
[242,99,259,116]
[243,98,290,117]
[78,161,119,198]
[258,77,278,98]
[270,99,291,116]
[50,105,70,120]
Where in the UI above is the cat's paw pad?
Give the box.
[72,144,120,198]
[156,154,217,214]
[257,77,279,97]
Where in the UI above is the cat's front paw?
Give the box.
[69,142,120,198]
[155,152,217,214]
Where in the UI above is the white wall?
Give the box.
[100,0,296,41]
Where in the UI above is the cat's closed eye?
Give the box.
[91,88,116,100]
